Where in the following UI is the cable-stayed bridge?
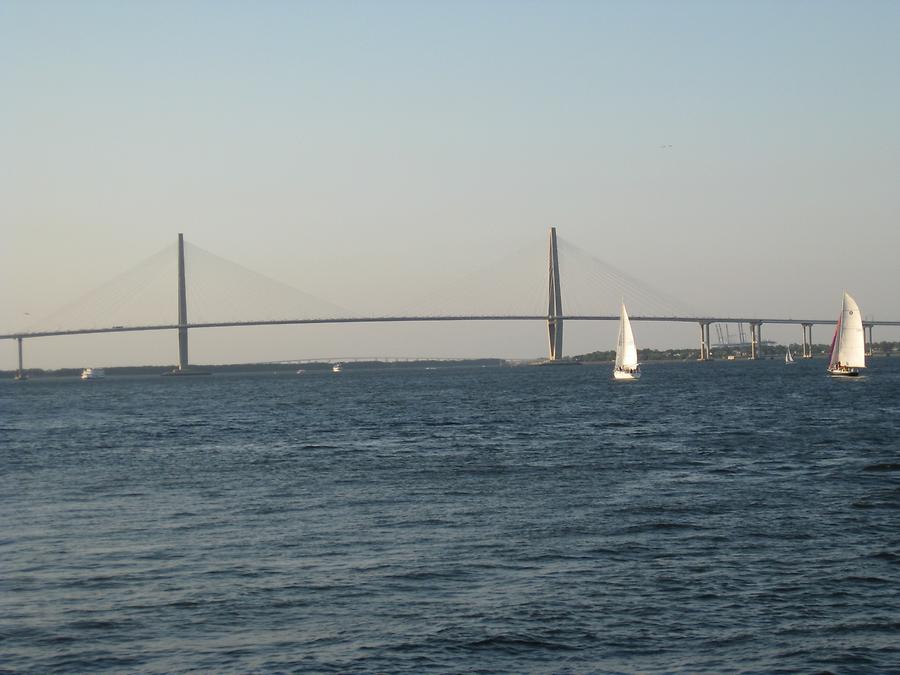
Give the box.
[4,229,898,376]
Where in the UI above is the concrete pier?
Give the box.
[749,322,756,359]
[698,322,712,360]
[15,337,25,380]
[801,322,813,358]
[749,322,763,359]
[697,321,706,361]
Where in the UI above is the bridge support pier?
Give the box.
[547,226,563,361]
[749,322,762,359]
[749,323,756,359]
[698,322,711,360]
[698,323,704,360]
[865,324,874,356]
[15,337,25,380]
[801,323,813,358]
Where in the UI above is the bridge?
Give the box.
[4,229,898,377]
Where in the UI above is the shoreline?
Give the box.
[5,353,893,379]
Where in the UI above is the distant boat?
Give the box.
[332,363,343,373]
[613,302,641,380]
[81,368,105,380]
[14,372,28,381]
[785,346,795,364]
[296,369,306,375]
[827,292,866,377]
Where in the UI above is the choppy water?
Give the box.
[2,359,899,673]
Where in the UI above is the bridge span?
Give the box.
[6,314,899,376]
[5,230,899,377]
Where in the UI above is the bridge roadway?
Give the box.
[3,314,900,341]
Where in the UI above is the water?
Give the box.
[2,359,899,673]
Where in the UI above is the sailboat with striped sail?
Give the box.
[613,302,641,380]
[827,292,866,377]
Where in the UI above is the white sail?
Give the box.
[615,303,638,369]
[828,292,866,370]
[785,346,794,363]
[827,320,840,370]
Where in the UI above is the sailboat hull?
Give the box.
[827,367,860,377]
[613,369,641,381]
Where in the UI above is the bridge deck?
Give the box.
[3,315,899,341]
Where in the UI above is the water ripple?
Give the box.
[2,361,899,672]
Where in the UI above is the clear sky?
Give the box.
[2,0,899,368]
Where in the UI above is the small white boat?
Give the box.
[296,369,306,375]
[613,302,641,380]
[827,292,865,377]
[785,346,795,364]
[80,368,106,380]
[332,363,343,373]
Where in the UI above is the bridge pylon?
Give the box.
[547,227,563,361]
[166,233,208,376]
[177,233,189,370]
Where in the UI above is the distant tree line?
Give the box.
[2,358,504,378]
[574,341,898,362]
[5,345,898,377]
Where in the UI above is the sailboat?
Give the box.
[613,302,641,380]
[826,292,866,377]
[785,346,795,364]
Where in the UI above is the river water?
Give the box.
[2,359,898,673]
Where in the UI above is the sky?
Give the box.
[2,0,899,368]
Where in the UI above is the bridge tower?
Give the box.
[547,227,563,361]
[176,233,189,371]
[167,234,209,375]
